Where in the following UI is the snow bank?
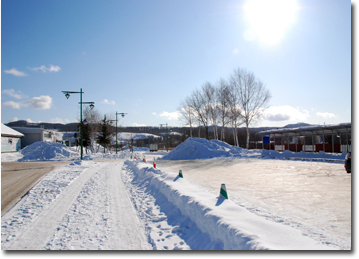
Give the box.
[4,141,147,162]
[160,138,346,162]
[123,160,336,250]
[1,152,23,162]
[19,142,78,162]
[159,138,253,160]
[261,149,346,161]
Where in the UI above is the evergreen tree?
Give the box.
[97,116,113,153]
[82,120,90,153]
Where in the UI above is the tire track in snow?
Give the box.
[4,162,151,250]
[108,162,150,249]
[5,164,100,250]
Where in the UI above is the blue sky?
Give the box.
[1,0,352,128]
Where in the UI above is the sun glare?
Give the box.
[243,0,298,45]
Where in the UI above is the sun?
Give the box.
[243,0,298,45]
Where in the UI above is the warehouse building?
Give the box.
[10,126,63,149]
[257,123,351,153]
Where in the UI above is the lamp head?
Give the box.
[65,93,70,99]
[89,103,95,109]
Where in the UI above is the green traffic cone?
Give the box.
[220,184,228,199]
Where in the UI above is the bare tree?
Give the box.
[230,68,271,149]
[190,89,210,139]
[226,82,243,147]
[216,78,231,141]
[178,97,195,138]
[83,106,101,153]
[201,82,218,140]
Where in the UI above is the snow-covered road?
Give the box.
[1,138,351,250]
[1,157,350,250]
[1,161,150,250]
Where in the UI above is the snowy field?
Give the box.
[156,159,351,249]
[0,139,352,251]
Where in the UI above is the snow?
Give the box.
[1,161,150,250]
[1,124,24,138]
[159,137,346,162]
[1,139,351,250]
[118,132,160,141]
[1,142,155,162]
[122,161,336,250]
[19,142,78,162]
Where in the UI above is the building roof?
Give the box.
[10,126,45,134]
[257,122,351,137]
[1,123,25,137]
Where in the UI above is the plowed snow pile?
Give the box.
[20,142,77,161]
[159,138,346,161]
[160,138,260,160]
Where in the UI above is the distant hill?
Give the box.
[283,123,313,128]
[5,120,315,134]
[6,120,79,131]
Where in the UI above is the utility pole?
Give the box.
[160,123,169,152]
[109,112,127,154]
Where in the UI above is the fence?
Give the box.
[271,144,351,153]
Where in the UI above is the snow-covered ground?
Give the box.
[0,139,352,250]
[159,137,347,162]
[118,132,161,142]
[156,159,351,250]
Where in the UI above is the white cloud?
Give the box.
[133,123,147,127]
[152,112,157,115]
[263,105,310,122]
[2,95,52,110]
[2,89,28,99]
[10,117,19,122]
[102,99,116,105]
[48,65,61,72]
[28,65,46,72]
[232,48,239,54]
[28,65,61,72]
[4,68,27,77]
[160,111,181,121]
[24,95,52,110]
[2,101,21,109]
[316,112,337,119]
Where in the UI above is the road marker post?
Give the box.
[179,170,183,178]
[220,184,228,199]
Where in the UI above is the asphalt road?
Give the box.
[1,162,71,215]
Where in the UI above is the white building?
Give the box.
[1,123,24,152]
[11,127,63,149]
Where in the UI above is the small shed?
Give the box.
[1,123,24,152]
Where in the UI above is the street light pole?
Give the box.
[115,112,127,154]
[109,112,127,154]
[62,88,94,160]
[160,123,169,152]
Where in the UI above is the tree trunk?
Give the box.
[246,124,250,149]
